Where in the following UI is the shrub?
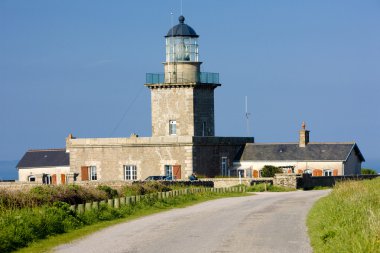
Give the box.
[361,168,377,175]
[246,183,295,192]
[0,185,108,210]
[97,185,119,199]
[261,165,283,177]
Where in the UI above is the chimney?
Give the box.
[299,122,310,147]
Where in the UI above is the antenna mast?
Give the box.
[245,96,251,136]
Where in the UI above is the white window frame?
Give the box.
[124,165,137,180]
[169,120,177,135]
[165,165,173,177]
[28,175,36,182]
[323,169,332,176]
[89,166,97,181]
[43,174,52,184]
[304,169,312,174]
[221,157,228,176]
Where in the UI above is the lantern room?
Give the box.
[165,16,199,62]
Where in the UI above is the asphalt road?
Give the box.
[55,190,329,253]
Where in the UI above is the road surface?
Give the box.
[55,190,329,253]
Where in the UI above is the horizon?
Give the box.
[1,1,379,174]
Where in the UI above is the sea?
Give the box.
[0,160,18,180]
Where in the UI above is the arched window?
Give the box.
[323,169,333,176]
[304,169,312,174]
[28,175,36,182]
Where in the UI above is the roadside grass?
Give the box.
[12,191,246,253]
[246,183,296,192]
[307,178,380,253]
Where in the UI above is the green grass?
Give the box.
[246,183,296,192]
[11,191,246,253]
[307,178,380,253]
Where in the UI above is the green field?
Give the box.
[307,177,380,253]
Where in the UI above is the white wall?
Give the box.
[18,166,70,184]
[233,160,345,177]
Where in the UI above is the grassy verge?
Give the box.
[11,191,246,253]
[307,178,380,253]
[245,183,296,192]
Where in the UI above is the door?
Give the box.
[61,174,66,184]
[81,166,89,181]
[52,174,57,185]
[173,165,181,179]
[313,169,322,176]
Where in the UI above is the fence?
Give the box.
[69,186,244,213]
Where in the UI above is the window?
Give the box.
[304,169,312,174]
[202,121,206,136]
[169,120,176,135]
[42,174,52,184]
[221,157,228,176]
[323,169,332,176]
[165,165,173,177]
[89,166,97,181]
[124,165,137,180]
[28,175,36,182]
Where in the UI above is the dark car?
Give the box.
[144,176,167,181]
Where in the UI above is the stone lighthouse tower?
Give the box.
[145,16,220,137]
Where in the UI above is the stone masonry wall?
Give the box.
[273,173,301,189]
[68,136,194,181]
[193,87,215,136]
[151,87,194,136]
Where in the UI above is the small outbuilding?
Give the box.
[16,149,72,184]
[232,123,365,177]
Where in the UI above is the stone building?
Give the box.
[231,122,365,178]
[16,16,365,184]
[64,16,253,182]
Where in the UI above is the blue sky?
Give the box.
[1,0,379,171]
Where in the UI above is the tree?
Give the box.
[361,168,377,175]
[261,165,283,177]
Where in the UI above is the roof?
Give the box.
[165,16,198,38]
[235,142,365,162]
[16,149,69,168]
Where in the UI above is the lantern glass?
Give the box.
[166,37,198,62]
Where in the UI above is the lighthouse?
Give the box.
[146,16,220,137]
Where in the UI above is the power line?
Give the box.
[109,85,145,136]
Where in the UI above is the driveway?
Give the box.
[55,190,329,253]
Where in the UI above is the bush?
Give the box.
[261,165,283,177]
[361,168,377,175]
[246,183,295,192]
[0,185,108,210]
[0,202,82,253]
[97,185,119,199]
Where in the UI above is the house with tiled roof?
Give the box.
[232,123,365,178]
[16,149,71,184]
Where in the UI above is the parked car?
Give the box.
[164,176,176,181]
[144,176,167,181]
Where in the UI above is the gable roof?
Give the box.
[16,149,69,168]
[235,142,365,162]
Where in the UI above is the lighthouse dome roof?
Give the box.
[165,16,199,38]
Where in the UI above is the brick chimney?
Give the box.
[299,122,310,147]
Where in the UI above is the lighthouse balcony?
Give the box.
[146,72,220,85]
